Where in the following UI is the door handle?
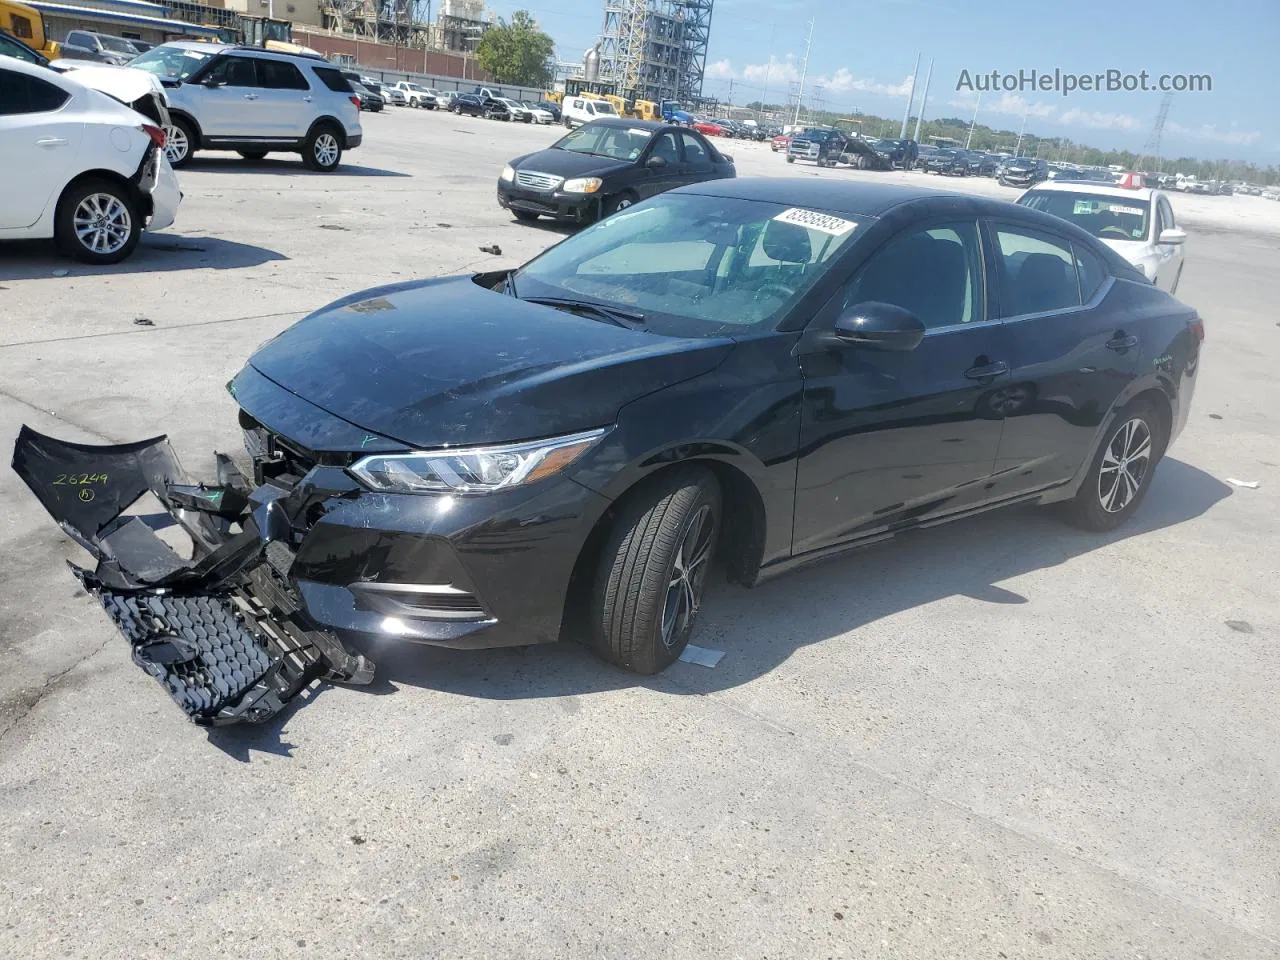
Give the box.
[1106,333,1139,351]
[964,360,1009,380]
[243,93,259,100]
[302,96,313,102]
[36,137,68,147]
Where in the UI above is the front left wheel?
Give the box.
[303,126,343,172]
[55,179,141,265]
[591,468,721,674]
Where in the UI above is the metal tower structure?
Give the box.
[1136,92,1174,173]
[599,0,714,104]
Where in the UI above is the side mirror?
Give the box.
[645,155,667,169]
[203,77,224,89]
[721,153,734,164]
[833,301,925,351]
[1158,227,1187,245]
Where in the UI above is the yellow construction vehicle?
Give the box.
[1,0,61,59]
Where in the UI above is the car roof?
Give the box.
[1029,180,1156,201]
[677,179,992,217]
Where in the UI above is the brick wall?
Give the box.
[292,28,492,82]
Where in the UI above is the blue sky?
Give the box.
[488,0,1279,164]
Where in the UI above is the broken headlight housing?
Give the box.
[349,428,607,495]
[562,177,603,194]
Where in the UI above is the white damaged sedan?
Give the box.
[0,54,180,264]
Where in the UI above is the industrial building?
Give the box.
[597,0,713,104]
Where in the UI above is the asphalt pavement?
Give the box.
[1,110,1277,960]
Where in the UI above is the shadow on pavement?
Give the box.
[0,235,287,281]
[366,457,1231,702]
[186,156,410,177]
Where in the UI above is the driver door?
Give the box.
[637,129,684,199]
[195,55,264,137]
[792,218,1010,554]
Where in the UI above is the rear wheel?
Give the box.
[591,468,721,674]
[1062,400,1164,531]
[237,150,267,162]
[55,178,141,265]
[164,116,195,168]
[302,125,343,172]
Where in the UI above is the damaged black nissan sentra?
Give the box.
[13,180,1202,726]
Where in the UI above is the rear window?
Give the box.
[259,59,309,90]
[311,66,352,93]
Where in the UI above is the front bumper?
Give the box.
[497,181,599,221]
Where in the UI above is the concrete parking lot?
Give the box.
[2,109,1278,959]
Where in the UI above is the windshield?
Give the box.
[1019,191,1151,241]
[98,35,137,54]
[592,101,616,115]
[128,45,212,80]
[513,194,861,337]
[555,124,651,161]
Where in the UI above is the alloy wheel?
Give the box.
[72,193,132,256]
[660,504,714,648]
[615,197,633,210]
[314,133,340,167]
[1098,417,1152,513]
[163,124,188,164]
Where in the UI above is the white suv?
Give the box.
[127,42,362,172]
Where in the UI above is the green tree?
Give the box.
[475,10,554,88]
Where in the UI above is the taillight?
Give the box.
[1189,318,1205,342]
[140,123,166,148]
[350,95,361,110]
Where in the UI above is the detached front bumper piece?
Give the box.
[11,426,374,726]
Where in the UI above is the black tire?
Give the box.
[591,468,721,674]
[786,155,795,163]
[302,124,343,172]
[1061,400,1165,531]
[601,192,637,218]
[164,115,195,169]
[237,150,267,162]
[54,178,142,265]
[513,209,540,222]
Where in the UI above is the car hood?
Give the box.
[50,61,165,105]
[513,148,631,178]
[246,277,734,449]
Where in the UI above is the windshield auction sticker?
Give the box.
[773,208,858,236]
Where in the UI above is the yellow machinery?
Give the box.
[1,0,61,58]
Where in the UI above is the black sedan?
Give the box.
[13,181,1202,725]
[922,148,970,176]
[498,117,735,223]
[452,93,508,120]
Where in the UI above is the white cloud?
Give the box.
[705,59,734,81]
[1165,120,1261,146]
[820,69,914,97]
[1058,108,1139,130]
[949,93,1055,119]
[742,56,800,85]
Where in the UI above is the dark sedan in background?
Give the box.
[1000,157,1050,187]
[452,93,509,119]
[922,148,971,176]
[498,117,735,223]
[14,180,1202,725]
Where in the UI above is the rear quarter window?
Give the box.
[311,66,352,93]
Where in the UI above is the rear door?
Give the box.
[793,217,1011,554]
[0,68,79,230]
[984,221,1139,498]
[253,57,313,138]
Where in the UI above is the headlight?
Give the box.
[562,177,603,194]
[500,164,515,182]
[349,428,607,495]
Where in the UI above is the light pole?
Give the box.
[1014,104,1028,156]
[899,52,920,139]
[792,17,814,126]
[911,57,932,142]
[965,93,981,149]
